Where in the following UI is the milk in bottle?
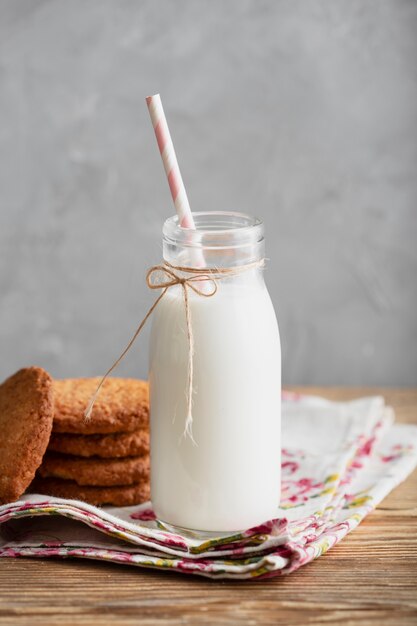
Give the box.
[149,212,281,532]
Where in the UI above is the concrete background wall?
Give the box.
[0,0,416,386]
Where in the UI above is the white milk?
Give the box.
[149,270,281,532]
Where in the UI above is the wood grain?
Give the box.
[0,388,416,626]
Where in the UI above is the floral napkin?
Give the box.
[1,394,416,579]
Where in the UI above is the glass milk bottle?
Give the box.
[149,211,281,533]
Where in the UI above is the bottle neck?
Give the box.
[163,245,265,269]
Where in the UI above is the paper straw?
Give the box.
[146,94,196,229]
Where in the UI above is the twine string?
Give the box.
[84,259,264,440]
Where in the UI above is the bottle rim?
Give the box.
[163,211,264,249]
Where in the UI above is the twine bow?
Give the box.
[84,260,264,441]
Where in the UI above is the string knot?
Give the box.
[146,263,217,298]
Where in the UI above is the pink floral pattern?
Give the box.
[0,396,416,580]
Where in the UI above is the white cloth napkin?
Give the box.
[1,394,416,579]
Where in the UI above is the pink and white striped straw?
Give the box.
[146,94,196,230]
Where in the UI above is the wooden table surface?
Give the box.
[0,388,416,626]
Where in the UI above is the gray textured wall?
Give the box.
[0,0,416,386]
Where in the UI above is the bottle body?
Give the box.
[149,212,281,532]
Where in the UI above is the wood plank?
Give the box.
[0,388,416,626]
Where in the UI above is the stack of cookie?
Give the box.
[34,377,150,507]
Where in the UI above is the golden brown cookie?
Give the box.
[0,367,54,504]
[31,477,150,507]
[38,453,150,486]
[53,377,149,434]
[48,429,150,458]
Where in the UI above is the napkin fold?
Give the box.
[1,394,416,579]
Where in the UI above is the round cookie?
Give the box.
[38,453,150,486]
[0,367,54,504]
[53,377,149,435]
[48,429,150,458]
[31,477,150,507]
